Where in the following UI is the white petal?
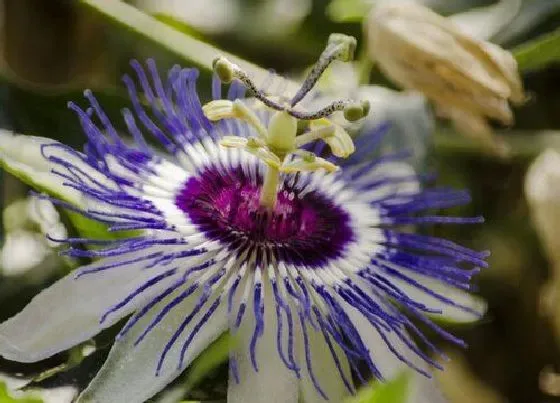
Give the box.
[228,280,299,403]
[409,370,447,403]
[0,130,103,206]
[339,297,420,381]
[382,267,487,323]
[358,161,420,203]
[0,251,179,362]
[78,287,228,403]
[450,0,522,41]
[298,319,352,403]
[0,230,50,275]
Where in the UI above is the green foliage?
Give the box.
[514,27,560,71]
[326,0,370,22]
[346,372,410,403]
[79,0,298,94]
[180,333,231,394]
[0,382,42,403]
[65,211,139,242]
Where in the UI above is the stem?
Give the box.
[79,0,299,95]
[260,165,280,210]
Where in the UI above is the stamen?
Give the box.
[309,119,355,158]
[203,99,268,138]
[219,136,282,169]
[281,153,339,174]
[294,125,335,149]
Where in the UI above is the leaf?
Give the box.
[0,381,42,403]
[513,27,560,71]
[181,333,230,393]
[0,75,130,147]
[346,371,411,403]
[326,0,372,23]
[65,211,139,242]
[79,0,298,94]
[151,333,230,402]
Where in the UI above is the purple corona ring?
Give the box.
[0,34,486,403]
[176,165,354,267]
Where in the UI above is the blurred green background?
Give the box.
[0,0,559,402]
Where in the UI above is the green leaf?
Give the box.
[79,0,298,94]
[1,74,129,148]
[326,0,371,23]
[346,371,411,403]
[65,211,139,242]
[149,333,230,402]
[176,333,230,398]
[0,381,42,403]
[434,129,560,159]
[514,27,560,71]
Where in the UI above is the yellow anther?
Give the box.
[232,100,268,139]
[219,136,282,169]
[253,148,282,169]
[310,119,355,158]
[281,156,339,174]
[294,125,335,149]
[203,100,268,139]
[220,136,248,148]
[202,100,235,121]
[292,149,317,163]
[247,137,266,148]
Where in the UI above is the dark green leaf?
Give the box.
[514,27,560,71]
[79,0,298,94]
[326,0,370,23]
[346,371,410,403]
[0,381,43,403]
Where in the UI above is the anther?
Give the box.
[247,137,265,148]
[299,151,316,163]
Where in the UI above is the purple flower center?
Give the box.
[175,165,355,267]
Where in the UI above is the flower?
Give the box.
[0,34,486,403]
[1,196,67,277]
[526,149,560,264]
[525,149,560,345]
[366,1,526,153]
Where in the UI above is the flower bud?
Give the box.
[366,2,526,151]
[526,149,560,263]
[526,149,560,344]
